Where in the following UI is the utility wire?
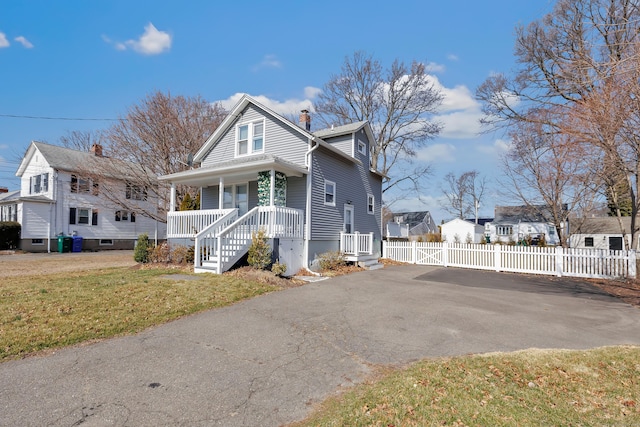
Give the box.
[0,114,121,121]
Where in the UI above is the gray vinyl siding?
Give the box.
[201,186,218,209]
[354,129,370,165]
[322,133,353,157]
[286,176,306,213]
[201,105,309,168]
[310,146,382,241]
[248,181,258,208]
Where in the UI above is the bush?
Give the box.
[271,260,287,276]
[171,245,192,264]
[317,250,347,271]
[134,234,151,263]
[247,229,271,269]
[0,221,21,250]
[149,242,171,263]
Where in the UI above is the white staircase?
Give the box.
[194,206,304,274]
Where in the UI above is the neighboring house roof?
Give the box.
[16,141,151,180]
[492,205,564,224]
[0,190,20,203]
[466,217,493,226]
[392,211,437,235]
[571,217,637,234]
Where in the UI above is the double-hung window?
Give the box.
[367,194,375,215]
[30,173,49,194]
[69,207,98,225]
[324,180,336,206]
[236,120,264,156]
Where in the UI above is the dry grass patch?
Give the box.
[0,267,283,361]
[291,346,640,426]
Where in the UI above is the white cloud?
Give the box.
[304,86,322,99]
[0,32,9,48]
[425,62,446,73]
[125,23,171,55]
[447,53,459,61]
[14,36,33,48]
[252,54,282,71]
[416,143,457,163]
[476,138,511,156]
[438,109,484,139]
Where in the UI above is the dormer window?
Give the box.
[358,141,366,155]
[30,173,49,194]
[236,120,264,156]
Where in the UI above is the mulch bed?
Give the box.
[587,278,640,308]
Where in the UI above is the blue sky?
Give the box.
[0,0,554,222]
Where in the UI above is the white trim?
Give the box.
[367,193,375,215]
[324,180,336,206]
[343,204,354,233]
[358,141,366,155]
[235,118,265,158]
[99,239,114,246]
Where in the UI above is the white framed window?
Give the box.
[30,173,49,194]
[367,194,375,215]
[115,210,136,222]
[324,180,336,206]
[31,239,44,245]
[126,183,147,201]
[497,225,513,236]
[236,120,265,156]
[69,207,98,226]
[358,141,366,155]
[1,204,17,222]
[584,237,594,247]
[100,239,113,246]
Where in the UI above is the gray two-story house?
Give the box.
[160,94,383,274]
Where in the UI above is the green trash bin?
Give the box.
[58,235,72,253]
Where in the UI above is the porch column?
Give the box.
[218,177,224,209]
[269,169,275,206]
[170,183,176,212]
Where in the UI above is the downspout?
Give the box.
[304,138,320,270]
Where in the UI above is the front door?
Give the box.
[344,204,354,233]
[223,184,248,215]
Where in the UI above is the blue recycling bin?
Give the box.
[71,236,83,252]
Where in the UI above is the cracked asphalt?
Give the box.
[2,265,640,426]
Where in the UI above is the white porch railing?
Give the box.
[195,206,304,274]
[340,232,374,256]
[382,241,637,279]
[167,208,237,238]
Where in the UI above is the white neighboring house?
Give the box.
[386,211,438,240]
[441,218,486,243]
[0,188,20,222]
[484,205,563,246]
[569,216,638,250]
[12,141,166,252]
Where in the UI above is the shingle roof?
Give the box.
[0,190,20,203]
[313,121,368,138]
[493,205,564,224]
[571,216,636,234]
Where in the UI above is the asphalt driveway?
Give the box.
[1,265,640,426]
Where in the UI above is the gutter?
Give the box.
[303,139,321,269]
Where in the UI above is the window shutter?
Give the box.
[131,212,136,223]
[92,210,98,226]
[43,173,49,192]
[69,207,76,225]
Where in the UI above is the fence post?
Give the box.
[494,244,501,272]
[411,240,417,264]
[442,241,448,267]
[629,250,637,279]
[555,246,563,277]
[382,240,387,259]
[354,231,360,255]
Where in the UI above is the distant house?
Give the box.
[12,141,166,252]
[0,188,20,222]
[484,205,563,246]
[440,218,486,243]
[385,211,437,240]
[569,217,638,250]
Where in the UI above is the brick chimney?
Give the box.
[299,109,311,131]
[90,143,103,157]
[0,187,8,193]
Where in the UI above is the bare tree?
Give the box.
[59,130,107,152]
[77,91,226,222]
[314,51,443,206]
[440,171,487,222]
[476,0,640,248]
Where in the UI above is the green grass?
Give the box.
[0,267,279,361]
[292,346,640,426]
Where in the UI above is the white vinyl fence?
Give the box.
[383,241,637,279]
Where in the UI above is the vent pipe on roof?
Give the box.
[299,109,311,131]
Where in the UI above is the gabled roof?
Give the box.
[16,141,152,180]
[493,205,564,224]
[0,190,20,203]
[571,216,637,234]
[192,94,369,167]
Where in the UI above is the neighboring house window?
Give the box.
[69,207,98,225]
[100,239,113,246]
[548,226,556,236]
[30,173,49,194]
[1,204,17,221]
[367,194,375,215]
[70,174,91,193]
[585,237,594,247]
[236,120,264,156]
[358,141,366,155]
[31,239,44,245]
[324,180,336,206]
[497,225,513,235]
[394,215,404,224]
[126,183,147,201]
[115,210,136,222]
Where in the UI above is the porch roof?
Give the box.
[158,154,307,186]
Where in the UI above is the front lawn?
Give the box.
[0,267,285,361]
